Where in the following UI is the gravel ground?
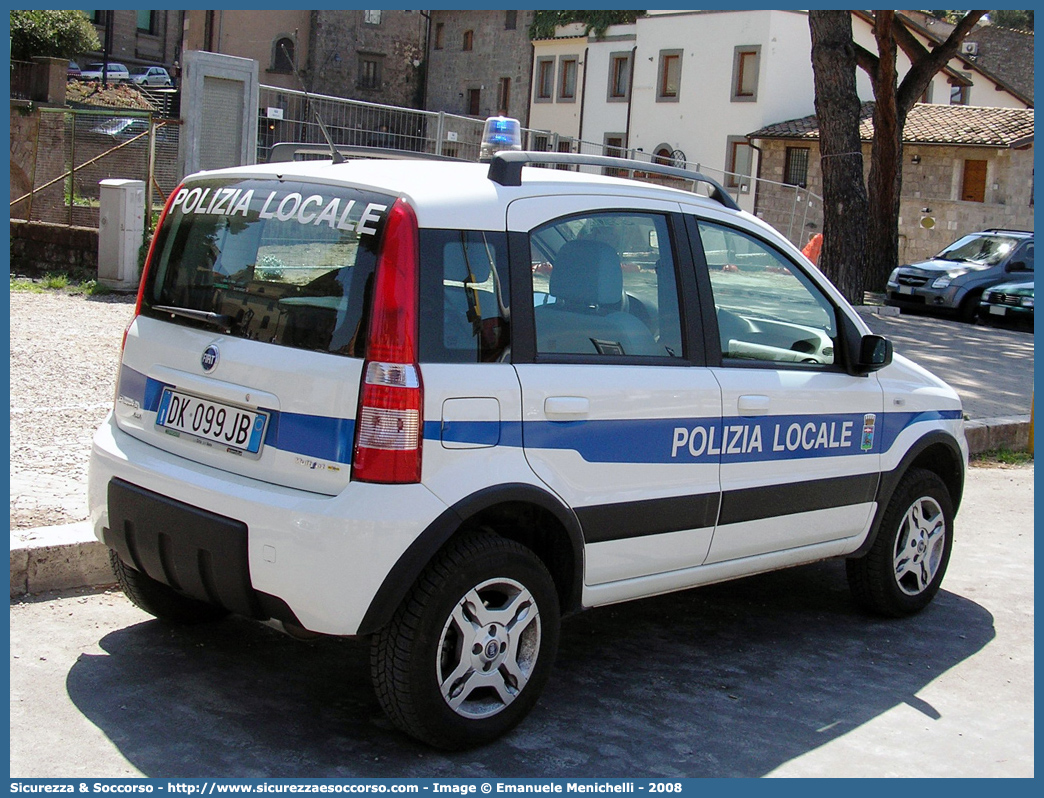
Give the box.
[10,291,137,530]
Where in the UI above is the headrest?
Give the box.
[550,239,622,307]
[443,239,493,283]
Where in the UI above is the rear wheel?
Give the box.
[847,468,954,617]
[109,550,228,624]
[371,532,560,749]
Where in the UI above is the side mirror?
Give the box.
[1005,260,1028,273]
[857,335,893,372]
[838,310,893,375]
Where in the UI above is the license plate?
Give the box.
[989,305,1007,316]
[899,286,914,296]
[156,388,269,457]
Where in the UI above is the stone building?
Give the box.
[748,103,1035,265]
[83,10,183,69]
[425,10,534,122]
[307,10,428,108]
[183,10,312,92]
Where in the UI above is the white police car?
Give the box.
[89,123,967,749]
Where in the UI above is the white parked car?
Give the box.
[129,65,172,88]
[89,121,968,750]
[78,62,130,82]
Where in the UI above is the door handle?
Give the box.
[737,394,770,416]
[544,396,589,421]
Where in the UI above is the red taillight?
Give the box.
[352,199,424,484]
[125,182,184,351]
[114,183,184,409]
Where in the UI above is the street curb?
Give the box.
[963,415,1032,455]
[9,416,1032,598]
[10,521,114,598]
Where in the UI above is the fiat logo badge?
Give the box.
[201,345,220,372]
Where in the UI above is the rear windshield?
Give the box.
[142,178,393,357]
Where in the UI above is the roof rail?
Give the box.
[487,151,741,211]
[267,143,458,164]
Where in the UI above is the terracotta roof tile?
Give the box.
[749,102,1034,147]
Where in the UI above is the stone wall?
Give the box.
[11,220,99,278]
[753,139,1035,266]
[425,10,534,122]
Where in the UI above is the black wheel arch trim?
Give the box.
[357,482,584,636]
[849,430,965,559]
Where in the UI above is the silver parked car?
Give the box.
[129,66,172,88]
[78,62,130,82]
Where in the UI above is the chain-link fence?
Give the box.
[10,107,181,229]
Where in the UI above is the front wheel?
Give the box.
[371,532,560,749]
[847,468,954,617]
[958,291,983,323]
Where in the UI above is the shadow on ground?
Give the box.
[66,560,993,778]
[863,312,1033,419]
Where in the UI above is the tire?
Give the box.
[957,291,982,323]
[371,532,560,749]
[109,549,228,624]
[847,468,954,617]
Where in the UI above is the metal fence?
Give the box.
[256,85,823,248]
[257,85,557,164]
[548,135,824,249]
[10,107,181,228]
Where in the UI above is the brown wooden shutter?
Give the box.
[961,160,987,203]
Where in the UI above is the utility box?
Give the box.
[98,179,145,291]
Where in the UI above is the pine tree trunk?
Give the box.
[808,11,868,304]
[866,13,904,298]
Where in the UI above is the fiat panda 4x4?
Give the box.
[89,133,967,749]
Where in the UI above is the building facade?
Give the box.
[308,9,427,108]
[183,10,311,92]
[84,10,182,69]
[749,103,1035,264]
[424,10,534,122]
[528,10,1032,216]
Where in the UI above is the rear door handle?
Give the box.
[737,394,770,416]
[544,396,589,421]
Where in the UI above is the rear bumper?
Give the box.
[89,412,449,635]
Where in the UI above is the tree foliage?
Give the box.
[927,8,1032,30]
[988,9,1033,31]
[529,10,645,40]
[9,10,99,62]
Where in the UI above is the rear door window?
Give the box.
[142,179,394,358]
[418,230,511,363]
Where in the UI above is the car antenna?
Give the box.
[282,41,344,165]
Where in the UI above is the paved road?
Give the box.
[10,464,1033,778]
[861,311,1034,420]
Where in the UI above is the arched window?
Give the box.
[654,146,673,166]
[273,36,295,73]
[463,30,474,51]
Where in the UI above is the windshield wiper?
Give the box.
[152,304,237,331]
